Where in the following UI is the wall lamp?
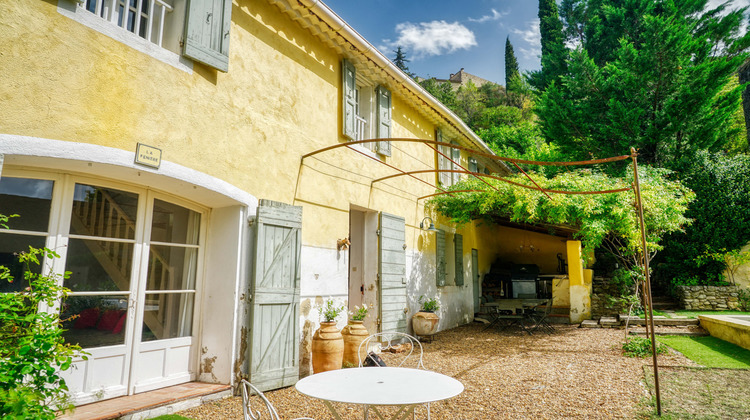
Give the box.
[419,217,439,232]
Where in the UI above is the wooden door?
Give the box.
[378,212,406,333]
[249,200,302,391]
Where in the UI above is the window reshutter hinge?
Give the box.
[376,229,380,236]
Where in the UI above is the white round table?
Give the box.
[295,367,464,419]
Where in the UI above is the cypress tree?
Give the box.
[504,36,520,89]
[536,0,750,166]
[530,0,567,90]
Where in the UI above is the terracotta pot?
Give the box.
[311,321,344,373]
[412,311,439,336]
[341,320,369,367]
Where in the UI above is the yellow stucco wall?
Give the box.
[0,0,455,250]
[567,241,591,323]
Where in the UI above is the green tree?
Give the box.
[537,0,750,167]
[393,46,414,78]
[529,0,568,90]
[418,78,456,108]
[505,36,520,89]
[477,121,564,176]
[454,80,486,129]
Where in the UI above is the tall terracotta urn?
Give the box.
[311,321,344,373]
[341,320,369,367]
[412,311,439,337]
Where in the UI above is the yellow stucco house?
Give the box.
[0,0,590,406]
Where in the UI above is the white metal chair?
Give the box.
[357,332,429,419]
[240,379,315,420]
[357,331,425,369]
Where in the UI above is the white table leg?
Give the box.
[322,400,344,420]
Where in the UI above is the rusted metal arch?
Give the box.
[301,138,631,167]
[372,169,632,198]
[302,139,660,414]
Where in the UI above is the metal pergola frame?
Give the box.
[302,139,662,415]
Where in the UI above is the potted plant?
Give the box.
[311,298,346,373]
[341,304,369,367]
[412,295,440,338]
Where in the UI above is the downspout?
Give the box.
[293,0,505,172]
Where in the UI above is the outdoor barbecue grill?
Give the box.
[510,264,540,298]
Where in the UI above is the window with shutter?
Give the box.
[183,0,232,72]
[436,229,446,287]
[376,86,392,156]
[454,234,464,286]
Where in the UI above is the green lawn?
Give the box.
[151,415,191,420]
[656,335,750,369]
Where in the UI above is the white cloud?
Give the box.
[389,21,477,58]
[468,9,508,23]
[706,0,750,10]
[511,20,541,59]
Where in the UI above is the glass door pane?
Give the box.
[141,200,200,342]
[0,177,55,292]
[62,183,139,349]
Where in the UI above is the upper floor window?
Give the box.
[436,129,461,187]
[343,59,392,156]
[59,0,232,72]
[83,0,175,48]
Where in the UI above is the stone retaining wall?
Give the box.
[591,276,636,318]
[677,285,740,310]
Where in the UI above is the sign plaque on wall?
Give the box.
[135,143,162,169]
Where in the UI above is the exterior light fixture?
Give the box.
[419,217,439,232]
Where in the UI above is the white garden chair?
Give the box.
[356,332,430,418]
[240,379,315,420]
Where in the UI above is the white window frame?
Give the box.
[57,0,192,73]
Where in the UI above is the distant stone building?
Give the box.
[419,68,497,91]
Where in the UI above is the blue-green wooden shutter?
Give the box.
[451,142,461,184]
[454,233,464,286]
[379,212,406,333]
[436,229,446,287]
[343,60,357,139]
[249,200,302,391]
[468,157,478,173]
[436,129,451,186]
[183,0,232,72]
[376,86,391,156]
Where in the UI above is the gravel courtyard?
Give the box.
[179,323,691,419]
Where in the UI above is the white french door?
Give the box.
[0,171,205,404]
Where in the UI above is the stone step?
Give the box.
[629,330,709,337]
[580,320,600,328]
[599,317,620,328]
[619,315,699,327]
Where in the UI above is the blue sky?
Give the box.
[321,0,749,86]
[322,0,541,85]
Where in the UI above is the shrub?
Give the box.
[622,336,668,358]
[0,245,84,419]
[655,152,750,288]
